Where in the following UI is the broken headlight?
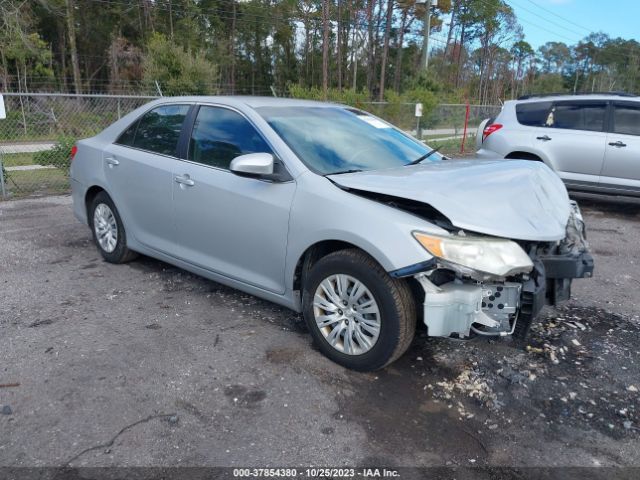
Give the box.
[413,231,534,277]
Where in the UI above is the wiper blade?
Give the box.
[406,146,442,166]
[328,169,363,175]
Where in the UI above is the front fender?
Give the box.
[284,173,447,292]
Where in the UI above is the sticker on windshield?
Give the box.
[357,115,390,129]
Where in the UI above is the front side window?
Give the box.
[188,106,272,169]
[116,104,189,156]
[256,106,441,175]
[515,102,552,127]
[613,104,640,136]
[548,102,606,132]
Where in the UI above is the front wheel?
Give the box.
[302,249,416,371]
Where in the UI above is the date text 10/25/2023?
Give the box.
[232,468,400,478]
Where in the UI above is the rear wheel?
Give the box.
[302,249,416,371]
[90,191,138,263]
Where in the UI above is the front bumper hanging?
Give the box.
[541,251,594,304]
[415,274,524,337]
[415,249,593,339]
[414,202,594,339]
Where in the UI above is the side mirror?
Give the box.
[230,153,274,178]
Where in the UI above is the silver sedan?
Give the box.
[70,96,593,371]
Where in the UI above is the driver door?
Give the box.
[172,105,296,294]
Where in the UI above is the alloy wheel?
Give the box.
[93,203,118,253]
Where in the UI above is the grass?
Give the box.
[424,137,465,156]
[1,168,69,198]
[0,152,37,167]
[421,132,480,157]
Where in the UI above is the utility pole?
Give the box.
[420,0,434,70]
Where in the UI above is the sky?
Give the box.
[506,0,640,49]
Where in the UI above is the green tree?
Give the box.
[537,41,571,74]
[0,1,53,91]
[142,33,218,95]
[2,0,639,104]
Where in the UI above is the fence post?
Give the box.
[0,152,6,199]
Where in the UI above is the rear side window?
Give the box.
[549,102,606,132]
[613,104,640,136]
[515,102,552,127]
[188,106,272,169]
[116,121,138,146]
[116,104,189,156]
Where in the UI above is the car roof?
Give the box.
[513,93,640,104]
[148,95,347,109]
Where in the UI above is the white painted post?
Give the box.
[0,94,6,198]
[415,102,423,140]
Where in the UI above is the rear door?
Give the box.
[531,100,607,190]
[102,104,190,254]
[172,105,296,294]
[600,101,640,195]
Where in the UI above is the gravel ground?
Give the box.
[0,194,639,470]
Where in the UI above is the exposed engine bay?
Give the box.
[409,201,594,339]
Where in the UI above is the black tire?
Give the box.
[302,249,416,371]
[89,191,138,264]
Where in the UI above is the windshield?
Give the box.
[256,106,443,175]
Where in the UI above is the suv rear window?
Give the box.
[516,102,552,127]
[550,102,606,132]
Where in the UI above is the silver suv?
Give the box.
[476,93,640,197]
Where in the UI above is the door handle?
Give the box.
[608,141,627,148]
[105,157,120,167]
[174,175,195,187]
[536,135,552,141]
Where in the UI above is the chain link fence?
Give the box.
[0,93,501,200]
[361,102,502,151]
[0,93,156,200]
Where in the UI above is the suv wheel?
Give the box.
[302,249,416,371]
[90,192,138,263]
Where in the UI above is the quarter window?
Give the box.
[188,106,272,169]
[116,121,138,146]
[515,102,552,127]
[116,104,189,156]
[613,105,640,136]
[548,102,606,132]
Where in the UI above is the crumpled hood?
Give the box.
[328,159,571,242]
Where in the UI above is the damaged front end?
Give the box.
[395,201,594,340]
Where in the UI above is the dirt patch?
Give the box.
[577,197,640,218]
[266,347,304,365]
[223,385,268,409]
[594,249,615,257]
[333,355,491,466]
[28,318,55,328]
[329,305,639,465]
[515,305,640,438]
[408,305,639,440]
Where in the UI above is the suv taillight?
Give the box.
[482,123,503,141]
[70,145,78,161]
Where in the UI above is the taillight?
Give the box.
[70,145,78,161]
[482,123,503,141]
